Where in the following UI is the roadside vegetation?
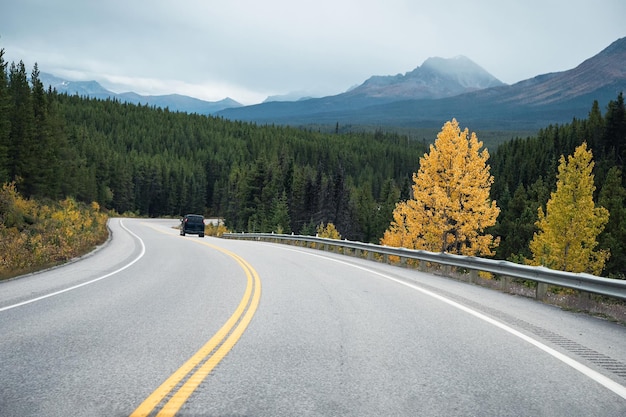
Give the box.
[0,182,108,279]
[203,222,230,237]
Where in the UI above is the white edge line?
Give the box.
[0,219,146,313]
[279,245,626,400]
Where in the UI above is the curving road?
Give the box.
[1,218,625,416]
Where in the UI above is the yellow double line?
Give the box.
[130,241,261,417]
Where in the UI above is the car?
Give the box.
[180,214,205,237]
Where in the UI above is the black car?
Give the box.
[180,214,205,237]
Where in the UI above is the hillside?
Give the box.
[217,38,626,130]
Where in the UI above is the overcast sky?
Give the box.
[1,0,625,105]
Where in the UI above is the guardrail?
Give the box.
[222,232,626,302]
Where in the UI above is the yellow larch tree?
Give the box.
[381,119,500,256]
[317,222,341,239]
[529,143,609,275]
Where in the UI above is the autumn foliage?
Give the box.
[381,119,500,256]
[316,222,342,240]
[204,222,230,237]
[0,182,108,279]
[529,143,609,274]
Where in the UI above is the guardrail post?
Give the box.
[469,269,477,284]
[578,291,593,309]
[501,275,511,291]
[536,282,548,301]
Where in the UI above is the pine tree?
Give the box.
[529,143,609,275]
[271,190,291,234]
[8,61,35,190]
[494,184,536,260]
[597,167,626,277]
[28,63,55,197]
[603,93,626,168]
[0,48,10,183]
[381,119,500,256]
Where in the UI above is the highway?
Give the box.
[1,218,625,416]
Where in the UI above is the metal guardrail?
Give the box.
[222,232,626,301]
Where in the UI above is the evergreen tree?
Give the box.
[603,93,626,168]
[598,167,626,277]
[586,100,604,155]
[271,190,291,234]
[28,64,55,197]
[375,179,400,242]
[0,48,10,183]
[493,184,536,260]
[351,182,375,242]
[381,119,500,256]
[8,61,35,192]
[529,143,609,275]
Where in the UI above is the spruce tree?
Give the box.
[8,61,34,191]
[598,167,626,277]
[0,48,10,183]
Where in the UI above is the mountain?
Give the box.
[115,92,241,115]
[39,72,113,99]
[485,37,626,106]
[263,91,317,103]
[38,73,242,114]
[217,38,626,130]
[346,55,504,100]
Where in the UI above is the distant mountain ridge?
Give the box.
[37,37,626,129]
[347,55,505,100]
[490,37,626,106]
[217,37,626,130]
[38,72,242,114]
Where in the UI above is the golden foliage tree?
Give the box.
[317,222,341,240]
[381,119,500,255]
[529,143,609,275]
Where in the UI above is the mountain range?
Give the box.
[40,37,626,131]
[38,72,243,114]
[217,37,626,130]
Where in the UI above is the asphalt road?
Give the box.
[1,218,625,416]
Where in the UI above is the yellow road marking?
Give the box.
[129,235,261,417]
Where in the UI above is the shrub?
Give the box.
[204,222,230,237]
[0,183,108,279]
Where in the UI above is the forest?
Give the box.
[1,49,625,278]
[0,54,425,244]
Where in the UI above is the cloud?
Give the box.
[2,0,625,104]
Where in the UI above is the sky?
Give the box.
[1,0,625,105]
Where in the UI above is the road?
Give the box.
[1,218,625,416]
